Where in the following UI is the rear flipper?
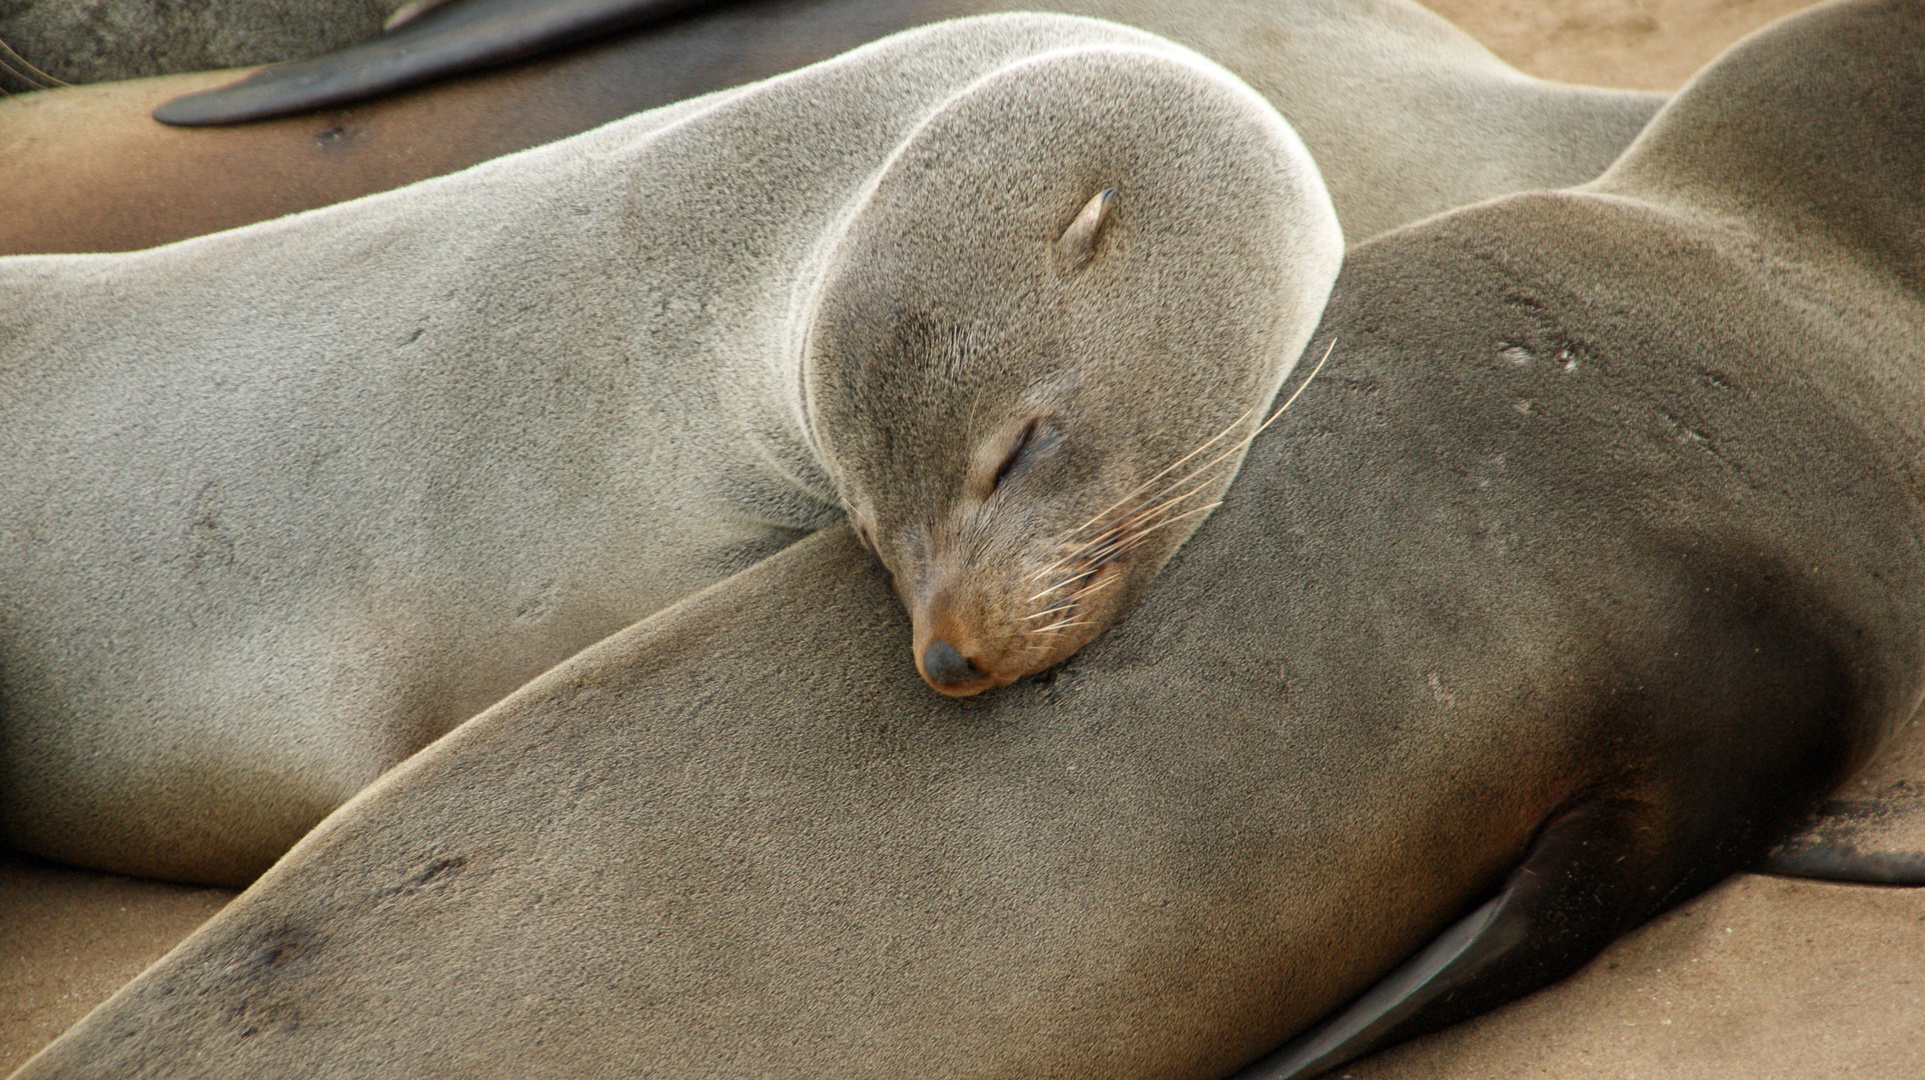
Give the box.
[1231,799,1668,1080]
[154,0,722,126]
[1759,779,1925,885]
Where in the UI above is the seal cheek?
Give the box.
[1011,557,1129,675]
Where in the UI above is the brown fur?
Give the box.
[801,46,1339,693]
[12,3,1923,1076]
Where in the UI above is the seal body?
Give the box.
[0,15,1340,884]
[0,0,1665,255]
[12,0,1918,1075]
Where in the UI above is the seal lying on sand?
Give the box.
[13,0,1916,1075]
[148,0,724,117]
[0,0,1664,255]
[0,14,1341,885]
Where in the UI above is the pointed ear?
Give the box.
[1054,188,1117,271]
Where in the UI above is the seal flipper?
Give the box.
[1233,800,1660,1080]
[1759,779,1925,885]
[153,0,722,126]
[1759,717,1925,886]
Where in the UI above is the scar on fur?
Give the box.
[1055,188,1117,270]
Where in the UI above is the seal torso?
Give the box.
[0,14,1341,882]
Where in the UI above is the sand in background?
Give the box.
[0,852,234,1074]
[1428,0,1824,88]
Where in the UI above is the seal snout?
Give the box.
[921,639,985,691]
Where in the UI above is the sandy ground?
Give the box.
[6,1,1915,1078]
[0,852,234,1075]
[1427,0,1825,87]
[1346,719,1925,1079]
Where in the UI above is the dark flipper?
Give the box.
[154,0,721,126]
[1232,800,1661,1080]
[1759,779,1925,885]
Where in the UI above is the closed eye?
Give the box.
[993,418,1042,491]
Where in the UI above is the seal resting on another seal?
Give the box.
[0,14,1340,885]
[800,127,1336,695]
[12,0,1917,1075]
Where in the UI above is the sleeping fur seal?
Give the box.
[0,14,1341,885]
[13,0,1918,1075]
[803,170,1333,696]
[0,0,1665,255]
[146,0,723,119]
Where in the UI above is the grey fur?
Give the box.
[14,0,1918,1075]
[0,15,1339,884]
[800,49,1338,694]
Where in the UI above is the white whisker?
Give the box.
[1020,341,1334,629]
[1048,470,1226,567]
[1028,564,1104,603]
[1062,400,1260,539]
[1069,338,1335,550]
[1029,618,1096,636]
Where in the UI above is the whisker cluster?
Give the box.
[1013,340,1336,658]
[0,37,67,92]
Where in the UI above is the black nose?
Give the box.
[922,639,982,687]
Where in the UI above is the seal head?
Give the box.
[802,44,1341,695]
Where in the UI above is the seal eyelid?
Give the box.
[992,417,1043,492]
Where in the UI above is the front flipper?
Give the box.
[1759,719,1925,886]
[1760,779,1925,885]
[154,0,721,126]
[1233,799,1660,1080]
